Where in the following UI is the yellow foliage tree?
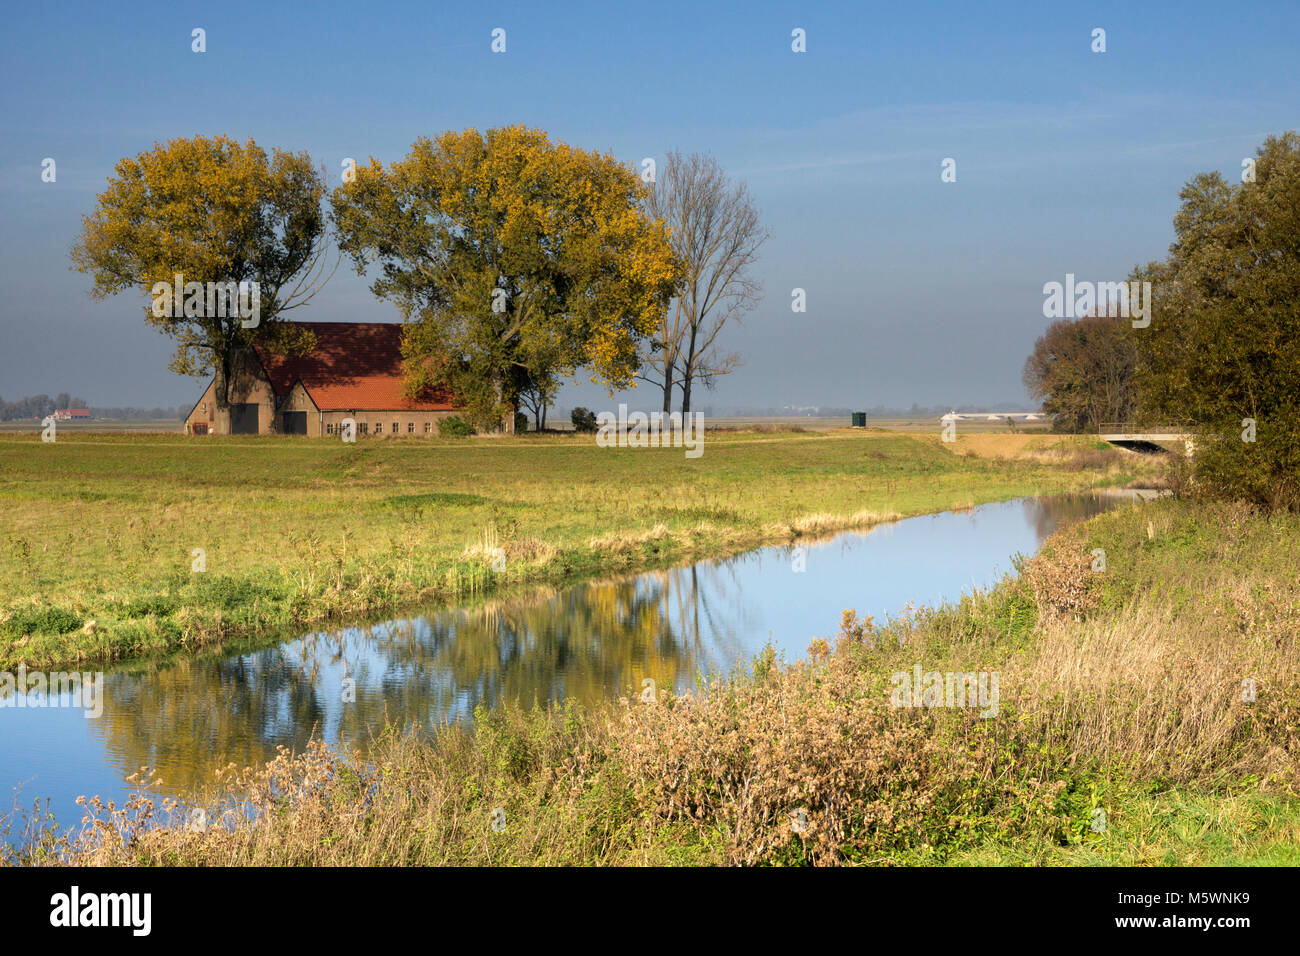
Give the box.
[71,135,333,414]
[330,126,679,428]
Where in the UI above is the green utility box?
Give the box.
[851,412,867,428]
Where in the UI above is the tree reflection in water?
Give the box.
[91,564,752,795]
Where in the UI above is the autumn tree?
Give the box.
[71,136,332,424]
[1132,131,1300,507]
[639,151,767,414]
[1022,308,1137,432]
[330,126,678,429]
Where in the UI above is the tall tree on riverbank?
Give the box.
[71,136,332,421]
[639,151,768,414]
[1022,308,1137,433]
[330,126,679,429]
[1132,131,1300,508]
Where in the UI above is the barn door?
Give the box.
[230,403,259,434]
[282,411,307,435]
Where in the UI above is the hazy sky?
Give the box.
[2,0,1297,411]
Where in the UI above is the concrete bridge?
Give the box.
[1098,423,1195,456]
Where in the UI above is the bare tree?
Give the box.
[640,152,768,414]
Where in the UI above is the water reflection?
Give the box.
[2,492,1132,838]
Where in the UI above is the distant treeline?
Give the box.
[715,404,1035,418]
[549,404,1034,421]
[0,393,180,421]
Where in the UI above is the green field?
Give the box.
[0,428,1142,670]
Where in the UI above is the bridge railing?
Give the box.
[1098,422,1192,435]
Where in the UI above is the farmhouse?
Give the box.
[52,408,91,421]
[183,322,513,437]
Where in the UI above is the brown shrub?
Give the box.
[1022,544,1098,621]
[615,651,1066,866]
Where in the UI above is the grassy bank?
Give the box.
[16,495,1296,866]
[0,428,1141,671]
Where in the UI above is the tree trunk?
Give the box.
[214,364,230,411]
[491,374,506,433]
[680,321,700,414]
[214,354,234,433]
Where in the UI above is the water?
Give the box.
[0,491,1140,843]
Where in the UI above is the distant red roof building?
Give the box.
[52,409,91,420]
[256,322,457,411]
[183,321,511,437]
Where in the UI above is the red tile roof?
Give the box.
[254,322,458,412]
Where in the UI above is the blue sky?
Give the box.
[2,0,1297,410]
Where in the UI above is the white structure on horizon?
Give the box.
[941,411,1043,422]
